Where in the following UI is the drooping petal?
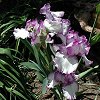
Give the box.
[47,72,58,88]
[62,82,78,100]
[40,3,51,15]
[13,28,29,39]
[54,70,65,83]
[53,52,78,74]
[64,73,76,86]
[82,55,93,66]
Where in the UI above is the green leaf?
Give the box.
[0,63,25,90]
[39,49,53,72]
[0,59,20,77]
[36,71,45,82]
[0,21,13,29]
[91,34,100,45]
[32,45,40,65]
[21,39,40,65]
[0,48,13,60]
[1,23,16,36]
[20,61,41,72]
[0,81,4,88]
[39,50,49,66]
[6,87,28,100]
[42,78,48,94]
[20,16,27,22]
[0,93,6,100]
[96,3,100,14]
[79,65,99,79]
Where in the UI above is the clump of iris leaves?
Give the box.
[0,0,100,100]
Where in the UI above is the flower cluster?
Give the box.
[13,3,92,100]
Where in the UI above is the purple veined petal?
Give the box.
[62,19,70,35]
[31,36,40,45]
[82,55,93,66]
[78,43,88,56]
[25,19,40,33]
[66,31,79,44]
[66,42,80,56]
[62,82,78,100]
[80,35,87,43]
[66,33,91,57]
[54,70,64,83]
[40,3,51,14]
[59,45,68,55]
[84,43,90,55]
[47,72,58,88]
[13,28,29,39]
[64,73,76,86]
[40,3,65,21]
[38,20,47,36]
[53,52,78,74]
[40,3,54,20]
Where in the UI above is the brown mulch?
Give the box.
[27,71,100,100]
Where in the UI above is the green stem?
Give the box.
[15,39,20,56]
[89,12,99,42]
[10,92,12,100]
[14,96,16,100]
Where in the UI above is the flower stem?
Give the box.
[89,12,99,42]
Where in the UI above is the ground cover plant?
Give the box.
[0,0,100,100]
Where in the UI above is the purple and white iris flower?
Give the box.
[25,19,40,45]
[59,30,93,66]
[40,3,70,43]
[47,52,79,99]
[40,3,64,21]
[13,3,93,99]
[25,19,46,45]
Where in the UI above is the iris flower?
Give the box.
[40,3,64,21]
[47,52,78,100]
[59,31,93,66]
[40,3,70,44]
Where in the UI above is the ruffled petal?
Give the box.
[53,52,78,74]
[82,55,93,66]
[43,19,62,33]
[62,82,78,100]
[13,28,29,39]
